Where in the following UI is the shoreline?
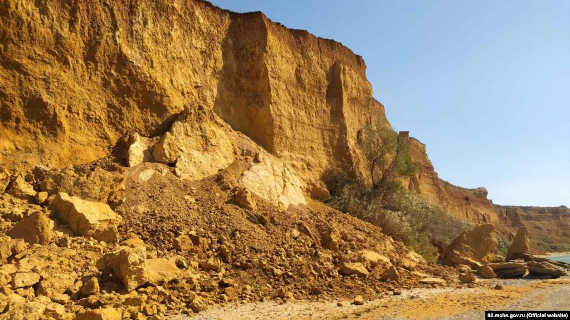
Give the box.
[174,277,570,320]
[536,251,570,258]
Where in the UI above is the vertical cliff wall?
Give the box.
[0,0,387,193]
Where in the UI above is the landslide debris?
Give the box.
[0,105,462,318]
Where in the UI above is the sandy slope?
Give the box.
[171,278,570,320]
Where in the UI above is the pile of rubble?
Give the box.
[0,110,460,319]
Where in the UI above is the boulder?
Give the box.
[458,269,476,283]
[401,251,426,270]
[0,168,10,193]
[489,261,529,278]
[322,228,341,251]
[51,192,122,243]
[506,226,531,261]
[34,191,49,205]
[102,246,183,292]
[126,133,155,167]
[233,187,256,211]
[7,176,36,200]
[0,236,28,263]
[102,246,146,291]
[239,156,306,209]
[527,261,566,278]
[478,265,497,279]
[174,234,192,252]
[152,106,234,180]
[12,272,40,288]
[358,250,391,267]
[440,224,498,267]
[80,277,100,297]
[380,265,401,281]
[7,211,54,244]
[339,262,369,277]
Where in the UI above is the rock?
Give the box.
[174,234,192,251]
[401,251,426,270]
[322,228,341,251]
[0,168,10,193]
[102,246,146,291]
[494,283,504,290]
[144,258,184,285]
[7,211,54,244]
[290,229,300,239]
[478,265,497,279]
[489,261,529,278]
[339,262,369,277]
[76,307,122,320]
[352,295,365,305]
[102,246,183,291]
[51,192,122,243]
[527,261,566,278]
[458,270,476,283]
[7,175,36,200]
[80,277,100,297]
[443,250,484,270]
[152,106,234,180]
[199,257,222,272]
[37,272,77,297]
[380,265,401,281]
[12,272,41,288]
[239,156,306,209]
[358,250,390,267]
[419,277,446,285]
[233,187,256,210]
[440,224,498,267]
[126,133,155,167]
[506,226,531,261]
[34,191,49,205]
[189,293,208,313]
[277,287,294,300]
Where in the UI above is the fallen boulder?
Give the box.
[506,226,531,261]
[7,175,36,201]
[152,106,234,180]
[51,192,122,243]
[440,224,498,267]
[339,262,369,277]
[125,133,155,167]
[489,261,528,278]
[358,250,391,267]
[527,261,566,278]
[7,211,53,244]
[478,265,497,279]
[102,245,184,292]
[0,168,10,193]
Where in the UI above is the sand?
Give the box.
[170,277,570,320]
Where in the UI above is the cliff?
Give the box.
[0,0,388,197]
[0,0,566,248]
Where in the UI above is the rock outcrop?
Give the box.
[506,226,531,261]
[440,224,498,268]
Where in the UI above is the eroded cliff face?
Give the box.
[400,135,501,227]
[0,0,566,245]
[0,0,387,195]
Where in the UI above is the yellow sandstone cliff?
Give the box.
[0,0,566,246]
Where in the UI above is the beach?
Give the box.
[172,277,570,320]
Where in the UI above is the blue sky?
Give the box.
[210,0,570,206]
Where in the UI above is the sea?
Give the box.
[549,255,570,264]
